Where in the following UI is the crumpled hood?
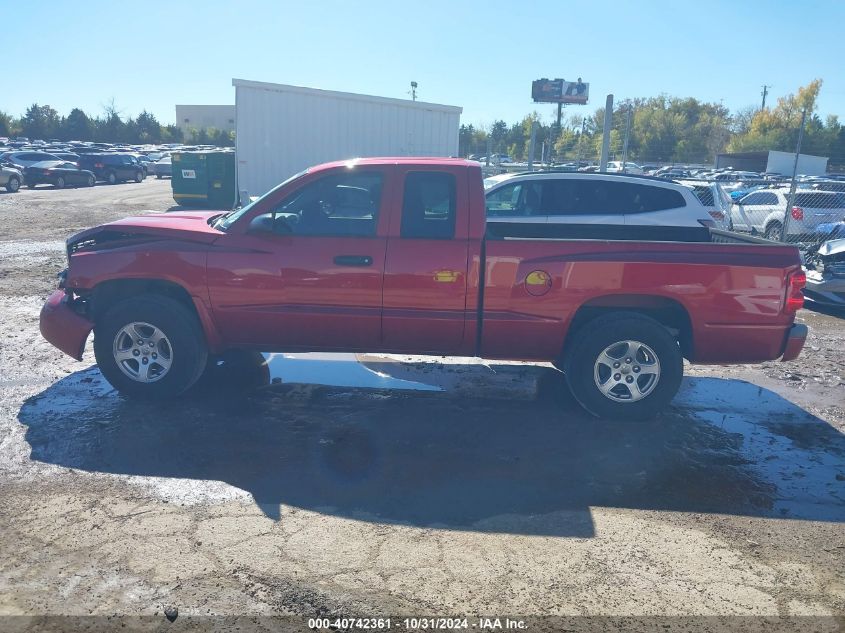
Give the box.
[68,210,224,253]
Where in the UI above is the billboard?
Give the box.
[531,78,589,104]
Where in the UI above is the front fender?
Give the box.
[40,290,94,361]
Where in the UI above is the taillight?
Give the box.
[95,162,103,168]
[791,206,804,221]
[707,210,725,221]
[786,270,806,311]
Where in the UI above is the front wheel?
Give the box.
[562,312,683,420]
[106,171,117,185]
[93,294,208,398]
[134,170,143,183]
[87,174,95,187]
[55,176,66,189]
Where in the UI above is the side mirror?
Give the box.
[248,213,276,234]
[248,213,293,235]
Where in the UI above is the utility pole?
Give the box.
[761,85,770,110]
[781,108,807,242]
[410,81,418,101]
[575,117,586,166]
[527,120,539,171]
[599,94,613,172]
[621,105,632,173]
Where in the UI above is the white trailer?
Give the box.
[233,79,462,200]
[766,150,828,176]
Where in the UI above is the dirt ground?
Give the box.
[0,179,843,628]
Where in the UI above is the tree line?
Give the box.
[460,80,845,169]
[0,103,234,146]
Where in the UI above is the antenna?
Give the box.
[410,81,418,101]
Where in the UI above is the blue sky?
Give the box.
[6,0,844,127]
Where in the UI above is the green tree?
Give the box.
[62,108,93,141]
[20,104,60,139]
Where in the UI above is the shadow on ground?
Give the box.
[18,352,845,537]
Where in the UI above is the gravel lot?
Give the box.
[0,179,843,626]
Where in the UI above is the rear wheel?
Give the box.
[764,222,783,241]
[106,171,117,185]
[55,176,66,189]
[5,176,20,192]
[561,312,683,420]
[93,294,208,398]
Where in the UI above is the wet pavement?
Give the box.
[14,353,845,533]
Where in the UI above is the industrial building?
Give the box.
[232,78,462,199]
[715,150,829,176]
[174,104,236,137]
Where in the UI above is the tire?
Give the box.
[764,222,783,241]
[134,170,143,183]
[156,174,162,179]
[561,312,683,421]
[106,171,117,185]
[87,175,95,187]
[5,176,19,193]
[93,294,208,398]
[55,176,66,189]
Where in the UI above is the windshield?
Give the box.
[213,169,309,231]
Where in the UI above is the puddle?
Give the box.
[263,353,442,391]
[678,378,845,520]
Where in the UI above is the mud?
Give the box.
[0,180,843,622]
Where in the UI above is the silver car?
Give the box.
[0,163,23,193]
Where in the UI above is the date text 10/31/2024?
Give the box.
[308,617,528,630]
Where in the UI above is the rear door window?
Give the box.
[795,192,845,208]
[743,192,778,205]
[400,172,457,239]
[575,180,685,215]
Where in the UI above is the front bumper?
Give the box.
[780,323,808,362]
[39,289,94,361]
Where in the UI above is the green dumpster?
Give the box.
[171,150,236,209]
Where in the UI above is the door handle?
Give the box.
[334,255,373,267]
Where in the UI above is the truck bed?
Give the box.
[479,225,803,363]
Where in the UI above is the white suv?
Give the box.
[729,188,845,240]
[484,172,715,228]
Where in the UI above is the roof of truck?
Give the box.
[313,157,478,171]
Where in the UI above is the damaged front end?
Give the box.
[804,234,845,307]
[40,287,94,361]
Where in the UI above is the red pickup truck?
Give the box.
[40,158,808,419]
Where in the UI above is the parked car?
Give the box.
[679,181,732,227]
[77,153,144,184]
[483,172,717,229]
[0,162,23,192]
[606,161,644,175]
[40,158,806,420]
[49,152,80,163]
[0,150,61,168]
[804,234,845,307]
[152,156,172,179]
[729,189,845,240]
[24,161,96,189]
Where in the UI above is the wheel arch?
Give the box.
[562,294,693,361]
[88,278,223,352]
